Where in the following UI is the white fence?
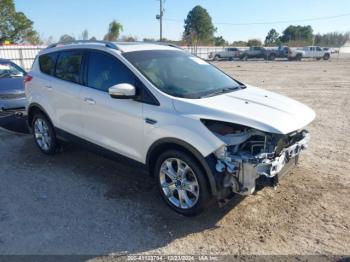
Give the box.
[0,45,45,70]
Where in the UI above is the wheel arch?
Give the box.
[27,103,52,129]
[146,138,218,196]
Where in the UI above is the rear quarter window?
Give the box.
[39,53,58,76]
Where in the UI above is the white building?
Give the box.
[340,40,350,53]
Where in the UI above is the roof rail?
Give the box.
[46,40,120,50]
[165,43,184,50]
[151,41,184,50]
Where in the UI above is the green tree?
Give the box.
[232,40,248,46]
[121,35,138,42]
[183,5,216,47]
[264,29,281,46]
[247,39,262,47]
[89,36,97,41]
[103,20,123,41]
[59,34,75,43]
[280,25,313,45]
[0,0,41,44]
[213,36,227,46]
[143,38,156,42]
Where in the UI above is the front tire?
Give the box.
[32,113,58,155]
[155,150,211,216]
[269,53,276,61]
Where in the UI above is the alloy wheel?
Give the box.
[34,118,52,151]
[159,158,200,209]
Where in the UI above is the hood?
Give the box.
[172,85,315,134]
[0,77,25,94]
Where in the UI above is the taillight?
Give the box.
[24,75,33,86]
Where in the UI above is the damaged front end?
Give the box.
[202,120,310,196]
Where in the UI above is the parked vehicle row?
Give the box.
[209,45,332,61]
[208,48,240,61]
[300,46,330,60]
[0,59,27,112]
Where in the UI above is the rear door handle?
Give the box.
[84,98,96,105]
[45,85,53,90]
[145,118,157,125]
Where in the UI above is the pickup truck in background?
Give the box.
[209,47,241,61]
[287,48,304,61]
[301,46,331,60]
[239,46,290,61]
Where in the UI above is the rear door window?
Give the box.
[86,51,135,92]
[55,51,83,84]
[39,53,58,76]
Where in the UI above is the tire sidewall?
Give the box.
[155,150,210,216]
[32,113,57,155]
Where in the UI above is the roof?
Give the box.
[45,41,181,53]
[115,42,180,52]
[0,58,12,63]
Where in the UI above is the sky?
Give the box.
[14,0,350,43]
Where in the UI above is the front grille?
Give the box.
[0,93,25,100]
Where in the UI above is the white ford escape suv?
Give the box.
[25,41,315,215]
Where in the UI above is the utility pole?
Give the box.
[156,0,164,42]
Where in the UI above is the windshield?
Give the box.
[123,50,242,98]
[0,62,25,79]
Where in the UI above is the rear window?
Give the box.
[39,53,58,76]
[55,51,83,84]
[0,61,25,78]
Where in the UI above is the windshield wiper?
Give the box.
[201,87,238,98]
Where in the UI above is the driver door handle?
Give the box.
[84,98,96,105]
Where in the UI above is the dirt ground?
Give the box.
[0,55,349,258]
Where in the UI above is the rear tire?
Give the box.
[323,53,330,60]
[32,113,58,155]
[155,150,211,216]
[214,55,220,61]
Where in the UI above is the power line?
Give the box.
[164,12,350,26]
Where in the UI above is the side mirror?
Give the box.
[108,83,136,99]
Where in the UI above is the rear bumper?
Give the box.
[0,97,26,111]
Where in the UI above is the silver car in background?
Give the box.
[0,59,27,112]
